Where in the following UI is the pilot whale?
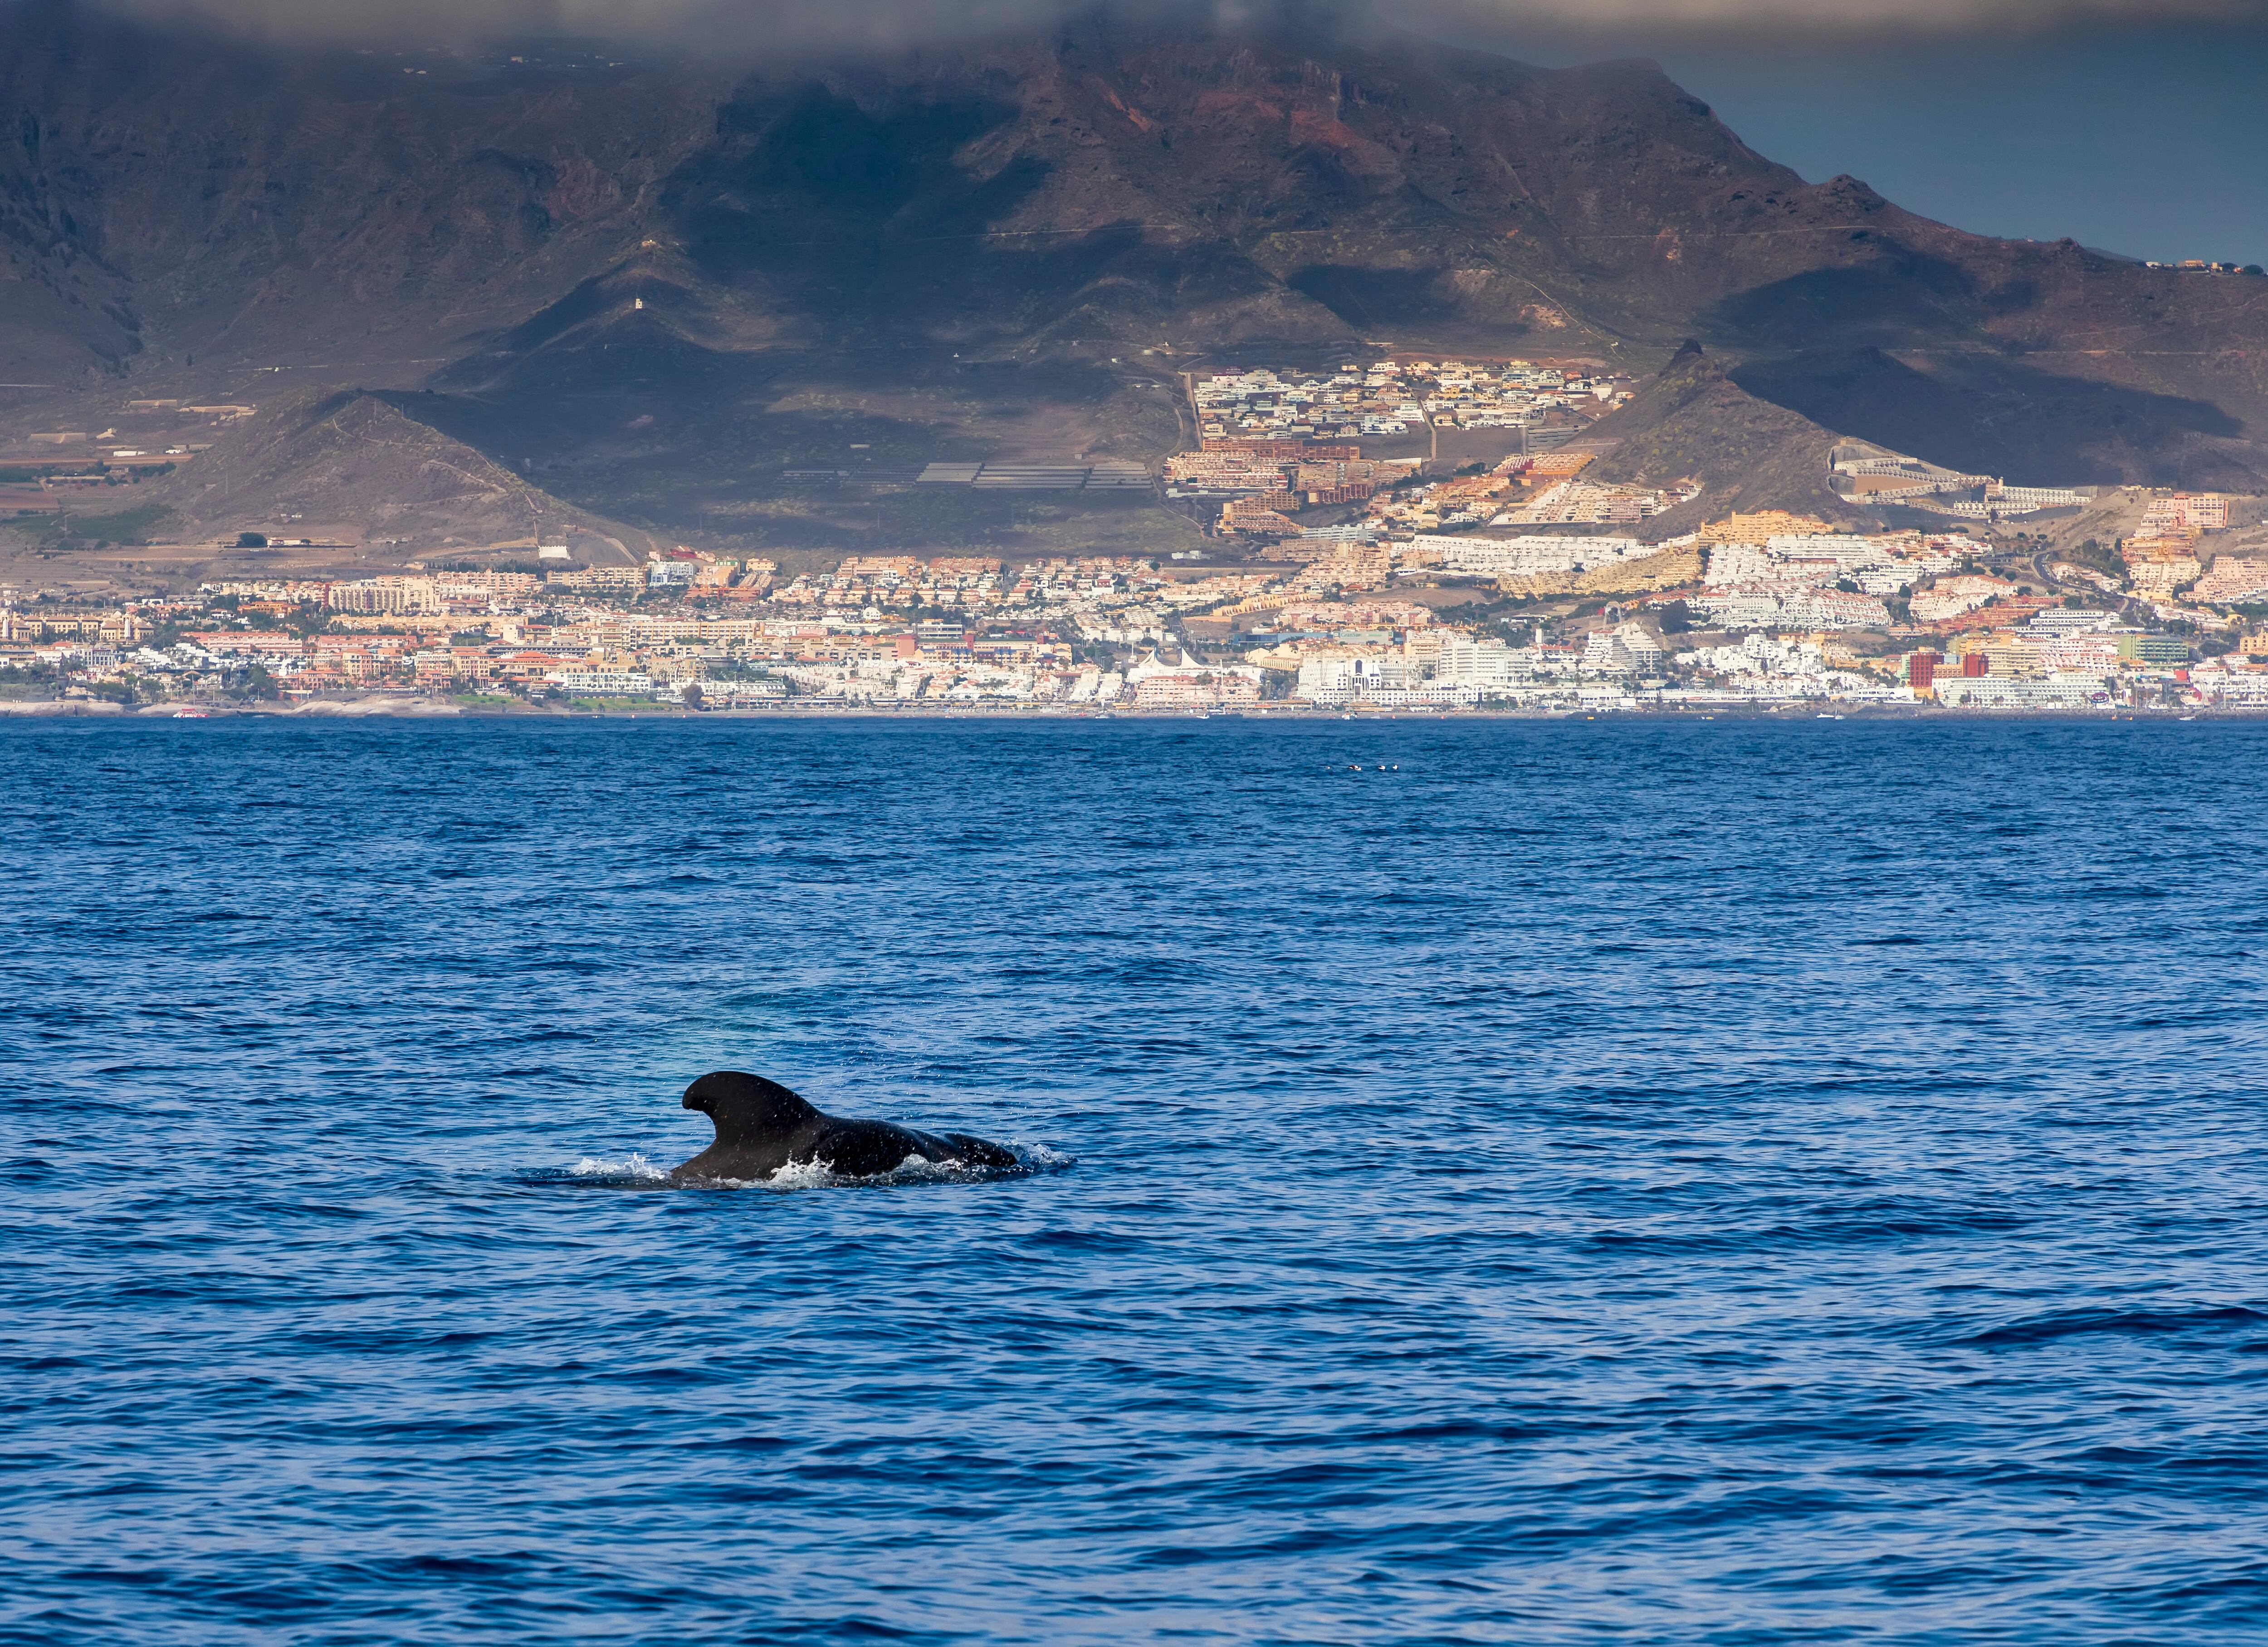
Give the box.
[673,1070,1020,1181]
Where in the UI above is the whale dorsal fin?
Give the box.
[682,1070,822,1144]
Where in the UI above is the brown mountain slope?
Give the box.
[134,390,648,555]
[1583,345,1858,533]
[9,3,2268,537]
[0,5,726,383]
[1730,345,2268,491]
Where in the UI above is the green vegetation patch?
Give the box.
[2063,538,2126,578]
[0,661,61,701]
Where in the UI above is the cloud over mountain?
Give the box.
[92,0,2268,51]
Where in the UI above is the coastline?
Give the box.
[0,696,2239,722]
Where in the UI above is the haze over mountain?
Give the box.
[8,0,2268,553]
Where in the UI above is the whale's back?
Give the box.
[675,1071,1017,1181]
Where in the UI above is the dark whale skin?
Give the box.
[673,1070,1020,1181]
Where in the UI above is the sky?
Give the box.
[86,0,2268,265]
[1630,27,2268,265]
[1401,8,2268,266]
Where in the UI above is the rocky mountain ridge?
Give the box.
[8,0,2268,550]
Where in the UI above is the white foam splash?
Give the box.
[592,1139,1070,1191]
[570,1152,669,1181]
[765,1157,840,1190]
[758,1153,966,1188]
[757,1149,1030,1190]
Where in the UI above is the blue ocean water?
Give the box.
[4,716,2267,1645]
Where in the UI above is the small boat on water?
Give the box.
[172,710,209,720]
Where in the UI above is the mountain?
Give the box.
[1581,345,1856,533]
[140,389,654,557]
[8,0,2268,550]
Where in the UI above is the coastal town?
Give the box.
[8,358,2268,716]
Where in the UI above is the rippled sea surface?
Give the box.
[6,716,2268,1644]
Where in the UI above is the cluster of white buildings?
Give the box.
[766,554,1142,617]
[1191,358,1633,441]
[1686,529,1982,631]
[1829,443,2094,519]
[1395,521,1970,635]
[1691,584,1892,630]
[772,646,1261,711]
[1678,634,1897,701]
[1286,622,1922,711]
[1496,475,1702,525]
[1417,534,1662,579]
[1417,359,1635,430]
